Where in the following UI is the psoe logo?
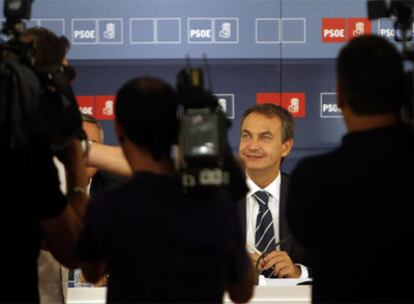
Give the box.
[322,18,371,43]
[190,29,212,39]
[95,96,116,120]
[80,107,94,115]
[320,93,342,118]
[280,93,306,118]
[322,18,347,43]
[73,30,96,40]
[214,94,235,119]
[347,18,372,40]
[76,96,95,117]
[256,92,306,118]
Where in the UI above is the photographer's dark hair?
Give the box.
[337,35,405,115]
[20,27,70,68]
[240,103,295,143]
[115,76,178,161]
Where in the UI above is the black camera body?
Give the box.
[176,67,247,200]
[368,0,414,42]
[2,0,32,37]
[0,0,84,152]
[368,0,414,126]
[176,68,230,188]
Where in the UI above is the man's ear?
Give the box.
[114,120,125,144]
[281,138,294,158]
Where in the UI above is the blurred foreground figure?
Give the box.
[287,35,414,303]
[76,76,255,303]
[0,26,88,303]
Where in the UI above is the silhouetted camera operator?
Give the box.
[76,76,254,303]
[0,26,88,303]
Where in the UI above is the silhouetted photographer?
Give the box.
[287,35,414,303]
[0,1,88,302]
[76,76,255,303]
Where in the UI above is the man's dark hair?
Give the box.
[115,76,178,161]
[240,103,295,143]
[20,27,70,68]
[337,35,405,115]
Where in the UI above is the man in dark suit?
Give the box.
[287,35,414,302]
[239,104,309,278]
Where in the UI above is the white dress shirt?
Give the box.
[245,171,309,279]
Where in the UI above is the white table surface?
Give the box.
[68,285,311,304]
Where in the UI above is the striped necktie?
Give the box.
[254,190,276,277]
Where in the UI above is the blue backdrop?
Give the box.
[1,0,397,172]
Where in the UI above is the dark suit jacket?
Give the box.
[287,127,414,302]
[238,172,308,266]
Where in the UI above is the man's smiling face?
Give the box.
[239,112,292,177]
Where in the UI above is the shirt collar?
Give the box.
[246,172,281,200]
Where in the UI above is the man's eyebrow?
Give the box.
[259,131,273,137]
[241,129,252,134]
[241,130,273,137]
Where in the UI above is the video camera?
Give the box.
[368,0,414,126]
[176,66,247,199]
[0,0,84,153]
[368,0,414,43]
[2,0,32,37]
